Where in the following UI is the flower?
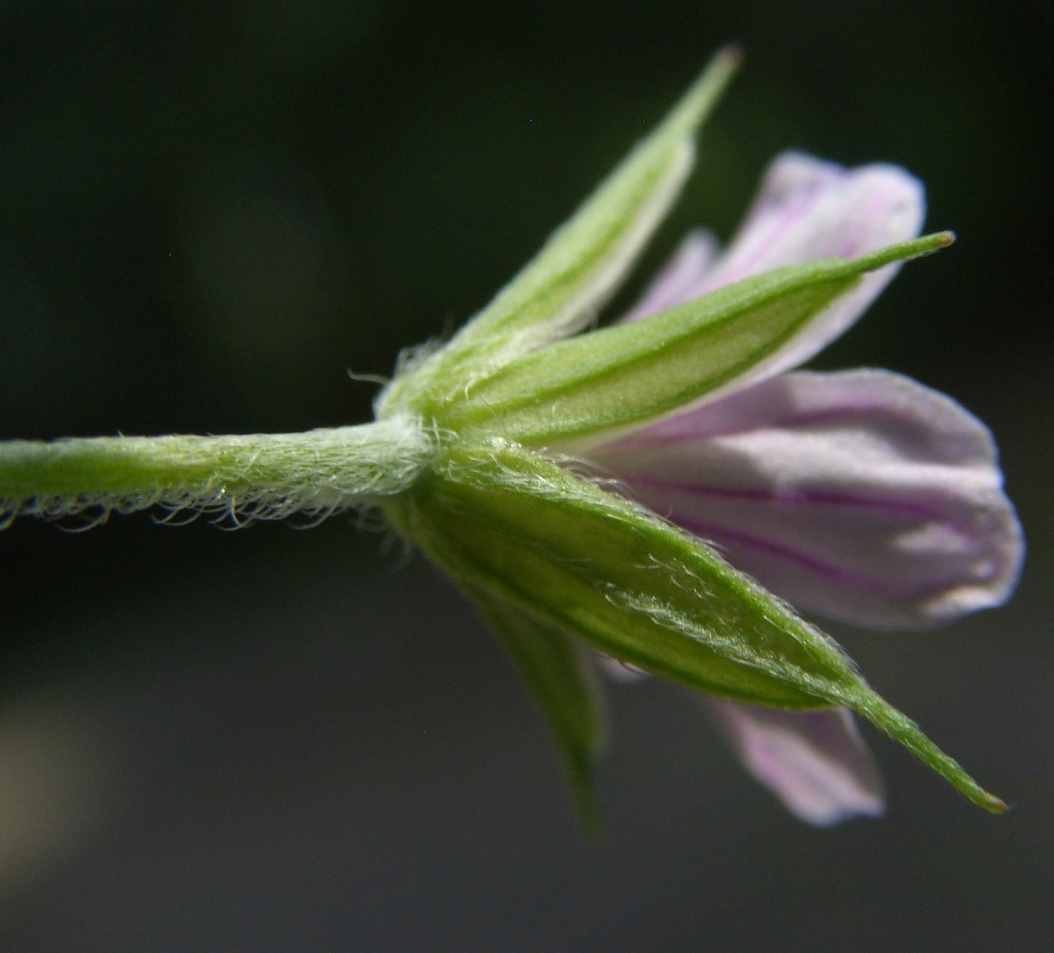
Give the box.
[0,51,1022,826]
[583,151,1023,824]
[373,52,1022,824]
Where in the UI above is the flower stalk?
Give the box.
[0,415,432,528]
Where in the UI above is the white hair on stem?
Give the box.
[0,414,433,530]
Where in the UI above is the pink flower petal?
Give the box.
[586,369,1024,629]
[707,699,885,826]
[621,151,925,398]
[693,152,923,294]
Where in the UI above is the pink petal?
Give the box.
[621,151,925,396]
[586,369,1024,629]
[693,152,923,294]
[707,699,885,826]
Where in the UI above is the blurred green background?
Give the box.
[0,1,1051,949]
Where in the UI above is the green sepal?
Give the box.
[436,233,955,447]
[377,48,740,419]
[472,590,607,829]
[393,438,1006,813]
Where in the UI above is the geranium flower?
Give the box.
[0,51,1023,826]
[585,151,1023,824]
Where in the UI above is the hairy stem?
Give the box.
[0,414,433,528]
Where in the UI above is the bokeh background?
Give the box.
[0,1,1051,949]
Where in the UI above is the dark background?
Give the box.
[0,1,1051,950]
